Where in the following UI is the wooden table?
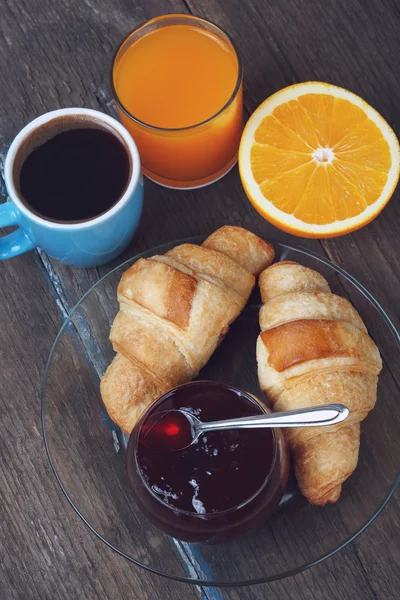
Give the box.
[1,0,399,598]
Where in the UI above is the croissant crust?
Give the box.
[101,226,274,434]
[257,261,382,505]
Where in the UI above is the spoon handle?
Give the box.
[197,403,349,433]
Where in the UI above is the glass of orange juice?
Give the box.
[111,14,243,189]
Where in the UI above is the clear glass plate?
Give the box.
[41,237,400,587]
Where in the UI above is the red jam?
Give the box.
[127,381,289,543]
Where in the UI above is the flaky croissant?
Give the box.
[256,261,382,505]
[100,226,274,434]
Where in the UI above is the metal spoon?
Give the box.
[141,403,349,451]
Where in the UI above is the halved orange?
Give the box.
[239,82,400,237]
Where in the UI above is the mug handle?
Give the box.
[0,202,35,260]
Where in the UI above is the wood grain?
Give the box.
[0,249,204,600]
[0,0,399,598]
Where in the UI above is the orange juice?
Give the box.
[112,15,243,188]
[115,25,238,129]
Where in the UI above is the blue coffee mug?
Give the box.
[0,108,143,267]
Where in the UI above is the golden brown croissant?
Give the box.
[256,261,382,505]
[101,226,274,434]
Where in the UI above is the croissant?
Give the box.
[256,261,382,505]
[101,226,274,434]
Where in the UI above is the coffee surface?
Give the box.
[19,128,130,222]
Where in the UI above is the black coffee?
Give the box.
[19,127,130,222]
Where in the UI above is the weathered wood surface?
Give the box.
[0,0,399,598]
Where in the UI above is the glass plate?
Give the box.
[41,237,400,587]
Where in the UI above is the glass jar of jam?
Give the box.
[127,381,289,543]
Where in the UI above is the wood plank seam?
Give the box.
[35,273,216,596]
